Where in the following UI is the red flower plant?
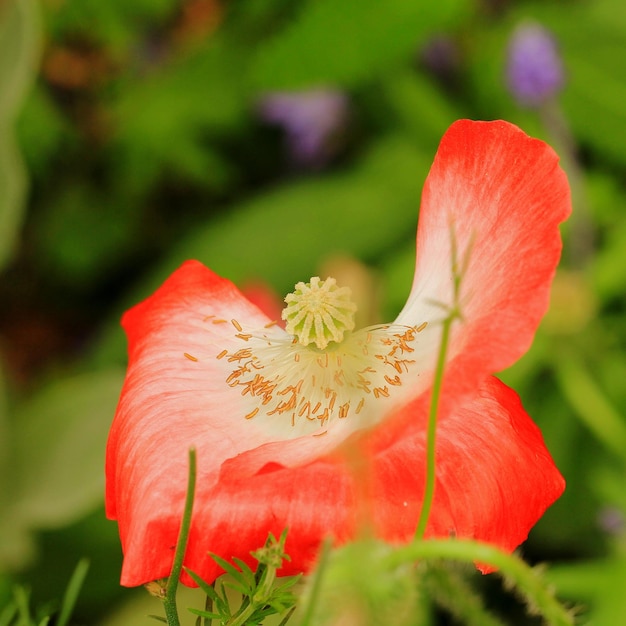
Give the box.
[106,120,570,587]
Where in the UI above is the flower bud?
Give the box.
[506,23,564,107]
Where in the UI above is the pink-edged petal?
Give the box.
[108,121,569,587]
[107,261,410,581]
[106,261,286,555]
[117,375,563,586]
[396,119,571,395]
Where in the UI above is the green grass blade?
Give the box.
[56,559,89,626]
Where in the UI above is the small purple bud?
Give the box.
[506,23,564,107]
[421,35,460,78]
[257,89,349,169]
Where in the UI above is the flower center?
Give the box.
[217,277,428,437]
[281,277,357,350]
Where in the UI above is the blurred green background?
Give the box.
[1,0,626,623]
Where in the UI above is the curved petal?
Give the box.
[221,120,571,481]
[106,261,403,575]
[396,119,571,396]
[106,261,284,551]
[116,375,563,586]
[368,376,564,557]
[120,455,356,586]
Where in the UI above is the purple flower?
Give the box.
[506,23,564,107]
[257,89,348,169]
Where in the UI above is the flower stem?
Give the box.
[384,539,574,626]
[297,538,332,626]
[415,227,465,541]
[164,447,197,626]
[414,313,454,540]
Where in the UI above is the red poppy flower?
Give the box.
[106,120,570,587]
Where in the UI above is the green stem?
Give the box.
[164,448,197,626]
[540,100,595,268]
[297,538,332,626]
[414,314,454,540]
[415,226,465,540]
[385,539,574,626]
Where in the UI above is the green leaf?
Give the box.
[277,607,297,626]
[91,134,431,367]
[46,0,176,54]
[216,580,231,615]
[232,558,256,586]
[553,351,626,461]
[109,39,248,193]
[12,586,33,624]
[590,210,626,303]
[382,69,465,147]
[33,185,140,286]
[547,555,626,626]
[558,26,626,168]
[0,0,40,269]
[210,554,250,586]
[186,608,221,621]
[0,369,125,568]
[0,602,17,626]
[0,131,27,270]
[56,559,90,626]
[163,134,429,293]
[184,568,221,601]
[0,0,40,120]
[251,0,470,89]
[16,86,77,179]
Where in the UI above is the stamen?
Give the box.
[212,279,429,437]
[217,320,424,436]
[231,319,243,332]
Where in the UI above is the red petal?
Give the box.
[368,376,564,555]
[106,261,282,552]
[397,119,571,395]
[116,376,563,586]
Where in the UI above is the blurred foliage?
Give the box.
[0,559,88,626]
[1,0,626,624]
[0,0,40,270]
